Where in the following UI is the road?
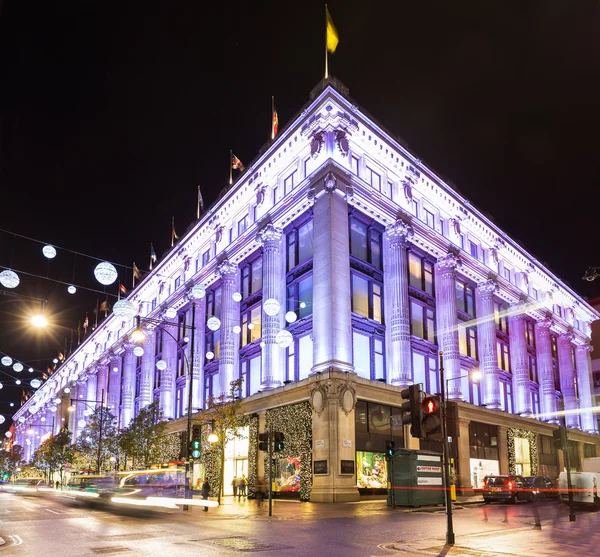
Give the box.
[0,492,597,557]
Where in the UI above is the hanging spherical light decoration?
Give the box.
[49,405,57,412]
[54,398,61,404]
[206,351,215,360]
[275,329,294,348]
[77,419,87,429]
[164,307,177,319]
[0,416,6,426]
[53,358,58,364]
[133,346,144,357]
[206,316,221,331]
[0,270,20,289]
[112,299,136,320]
[15,380,21,385]
[232,292,242,302]
[9,403,14,407]
[5,431,11,438]
[94,261,118,286]
[64,387,71,394]
[13,362,23,372]
[263,298,281,316]
[191,284,206,300]
[42,245,57,259]
[28,367,34,373]
[300,302,307,309]
[285,311,298,323]
[247,322,254,330]
[67,285,77,294]
[232,325,241,334]
[112,367,118,373]
[40,416,46,422]
[155,359,167,371]
[30,379,41,389]
[1,356,13,367]
[0,382,3,390]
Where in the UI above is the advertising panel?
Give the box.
[470,458,499,489]
[356,451,387,489]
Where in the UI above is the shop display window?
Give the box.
[273,456,301,492]
[356,451,387,489]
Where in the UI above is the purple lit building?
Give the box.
[13,78,600,500]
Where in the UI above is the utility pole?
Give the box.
[96,389,105,474]
[563,427,575,522]
[184,301,196,511]
[439,352,455,545]
[268,426,273,517]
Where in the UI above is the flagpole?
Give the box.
[229,150,233,185]
[95,299,99,329]
[271,96,275,140]
[150,243,153,271]
[133,262,136,289]
[171,217,174,247]
[325,4,328,80]
[197,185,201,219]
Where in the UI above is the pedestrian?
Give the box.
[55,480,59,490]
[201,479,211,512]
[240,475,247,498]
[255,478,266,507]
[231,476,238,498]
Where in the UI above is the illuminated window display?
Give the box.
[470,458,499,489]
[356,451,387,489]
[273,456,301,492]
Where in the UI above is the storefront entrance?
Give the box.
[514,436,531,476]
[223,427,249,496]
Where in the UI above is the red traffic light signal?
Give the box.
[420,395,442,439]
[422,397,438,415]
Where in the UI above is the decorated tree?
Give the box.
[195,379,248,503]
[0,445,23,480]
[31,429,76,484]
[75,407,119,473]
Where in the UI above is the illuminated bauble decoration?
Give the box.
[275,329,293,348]
[5,431,11,438]
[28,367,34,373]
[0,270,20,289]
[164,307,177,319]
[9,403,14,407]
[206,351,215,360]
[206,316,221,331]
[260,342,265,348]
[18,417,25,423]
[112,367,118,373]
[49,405,57,412]
[0,416,5,425]
[232,325,241,334]
[54,398,61,404]
[29,406,37,414]
[232,292,242,302]
[1,356,12,367]
[191,284,206,300]
[94,261,118,286]
[155,359,167,371]
[13,362,23,372]
[40,416,46,422]
[247,322,254,330]
[133,346,144,357]
[285,311,298,323]
[53,358,58,364]
[68,285,77,294]
[112,299,136,320]
[15,380,21,385]
[263,298,281,316]
[0,382,3,390]
[42,245,57,259]
[300,302,307,309]
[77,419,87,429]
[30,379,42,389]
[64,387,70,394]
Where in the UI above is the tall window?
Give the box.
[287,275,313,319]
[497,341,510,371]
[286,334,314,382]
[353,331,385,380]
[412,351,438,394]
[526,320,535,347]
[410,301,435,343]
[154,328,163,390]
[202,249,210,267]
[424,208,435,228]
[352,274,383,324]
[284,170,298,194]
[175,383,185,418]
[240,355,261,397]
[176,312,187,378]
[205,287,222,364]
[238,215,249,236]
[241,305,262,347]
[135,356,142,398]
[287,220,313,272]
[365,165,381,191]
[458,324,478,359]
[349,217,382,269]
[241,257,263,298]
[494,302,509,333]
[408,252,434,296]
[351,156,359,176]
[456,281,475,317]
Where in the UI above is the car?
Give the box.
[482,475,532,504]
[524,476,558,501]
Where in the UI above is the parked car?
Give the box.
[482,475,531,504]
[524,476,558,501]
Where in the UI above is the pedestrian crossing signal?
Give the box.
[421,396,442,440]
[191,438,201,459]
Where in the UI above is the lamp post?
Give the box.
[438,351,455,546]
[68,390,105,473]
[131,302,197,510]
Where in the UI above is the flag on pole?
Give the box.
[58,352,64,362]
[171,216,179,247]
[271,96,279,140]
[133,263,141,280]
[326,6,339,53]
[197,185,204,219]
[99,300,109,314]
[150,243,157,270]
[119,283,127,295]
[83,314,89,336]
[232,153,245,171]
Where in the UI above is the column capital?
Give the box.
[437,253,461,273]
[576,343,593,354]
[218,259,238,278]
[385,219,413,246]
[535,317,554,331]
[256,223,283,246]
[509,299,527,318]
[558,332,575,345]
[477,278,498,296]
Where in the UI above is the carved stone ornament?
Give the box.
[402,179,413,202]
[451,217,462,236]
[218,259,238,278]
[437,252,461,272]
[337,379,357,416]
[309,382,329,417]
[311,132,324,160]
[335,131,349,156]
[255,184,266,206]
[256,223,282,247]
[323,171,337,193]
[478,279,498,296]
[386,219,413,246]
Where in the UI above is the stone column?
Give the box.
[160,317,178,419]
[384,219,413,386]
[139,331,155,409]
[497,425,509,475]
[576,344,596,433]
[456,418,473,494]
[535,318,558,423]
[107,354,122,425]
[218,260,240,395]
[509,301,532,416]
[75,381,87,439]
[120,346,136,428]
[54,404,62,435]
[557,333,580,429]
[96,364,109,406]
[434,253,462,399]
[191,298,205,411]
[476,279,501,409]
[257,224,284,389]
[86,372,98,409]
[311,172,354,373]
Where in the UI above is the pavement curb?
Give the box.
[0,537,5,546]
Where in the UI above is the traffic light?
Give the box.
[385,440,395,461]
[191,438,201,459]
[258,432,269,452]
[273,432,285,452]
[421,395,443,440]
[553,426,567,451]
[445,401,459,439]
[400,384,423,438]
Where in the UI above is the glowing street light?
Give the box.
[207,432,219,444]
[31,314,48,328]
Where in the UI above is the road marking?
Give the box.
[8,535,23,546]
[45,508,61,515]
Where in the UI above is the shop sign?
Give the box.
[416,465,442,473]
[340,460,355,474]
[342,439,352,448]
[315,439,325,449]
[314,460,328,475]
[417,477,443,486]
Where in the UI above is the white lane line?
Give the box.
[45,508,62,515]
[8,535,23,546]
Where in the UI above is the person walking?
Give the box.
[255,477,266,507]
[231,476,238,498]
[240,476,247,498]
[201,479,211,512]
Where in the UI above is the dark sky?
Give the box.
[1,0,600,427]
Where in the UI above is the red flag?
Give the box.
[232,154,245,171]
[271,97,278,140]
[133,263,141,280]
[83,315,89,330]
[119,283,127,295]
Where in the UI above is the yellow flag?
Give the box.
[326,7,339,53]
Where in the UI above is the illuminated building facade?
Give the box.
[13,78,600,500]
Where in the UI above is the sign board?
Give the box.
[417,477,443,486]
[314,460,328,475]
[342,439,352,448]
[417,455,441,462]
[315,439,325,449]
[340,460,355,474]
[416,465,442,473]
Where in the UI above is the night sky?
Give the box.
[1,0,600,429]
